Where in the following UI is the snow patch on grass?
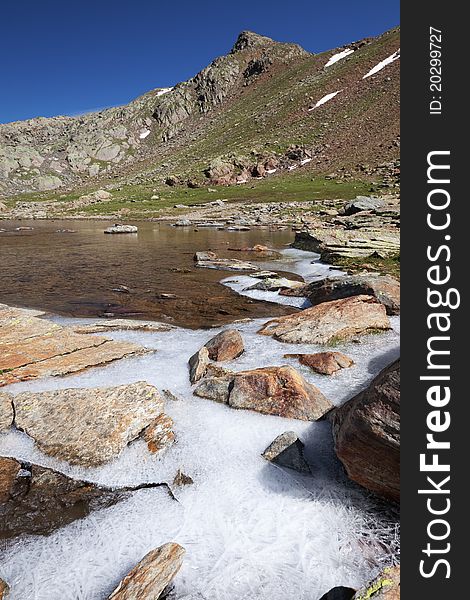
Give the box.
[309,91,342,110]
[324,48,354,68]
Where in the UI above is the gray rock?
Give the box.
[340,196,385,215]
[13,382,172,467]
[104,224,138,234]
[262,431,311,473]
[188,346,210,383]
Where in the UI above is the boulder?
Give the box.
[108,543,185,600]
[352,566,400,600]
[0,392,13,431]
[13,382,173,467]
[104,224,138,234]
[204,329,244,361]
[0,457,128,538]
[258,296,390,344]
[339,196,384,215]
[285,352,354,375]
[195,365,333,421]
[262,431,311,473]
[188,346,210,383]
[288,275,400,315]
[332,360,400,502]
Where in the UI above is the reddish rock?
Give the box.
[188,346,210,383]
[285,352,354,375]
[332,360,400,503]
[204,329,244,361]
[195,364,333,421]
[108,542,185,600]
[353,566,400,599]
[0,578,9,599]
[258,295,390,344]
[142,414,175,454]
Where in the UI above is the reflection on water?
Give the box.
[0,220,299,328]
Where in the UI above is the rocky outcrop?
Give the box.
[204,329,244,361]
[0,392,13,431]
[195,365,333,421]
[0,304,149,386]
[262,431,311,473]
[0,457,127,538]
[258,296,390,344]
[332,360,400,502]
[13,382,173,466]
[353,566,400,600]
[285,275,400,315]
[108,543,185,600]
[285,352,354,375]
[188,346,210,383]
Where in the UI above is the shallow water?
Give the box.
[0,220,302,328]
[0,232,400,600]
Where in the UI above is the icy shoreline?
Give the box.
[0,250,400,600]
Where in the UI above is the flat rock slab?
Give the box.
[0,456,128,538]
[0,304,149,386]
[108,542,185,600]
[258,295,390,344]
[194,251,259,272]
[195,365,333,421]
[104,225,138,234]
[293,228,400,259]
[72,319,174,334]
[14,381,171,466]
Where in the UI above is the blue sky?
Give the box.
[0,0,399,123]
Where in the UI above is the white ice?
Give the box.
[0,250,399,600]
[300,157,312,165]
[324,48,354,68]
[139,129,151,139]
[363,50,400,79]
[309,91,342,111]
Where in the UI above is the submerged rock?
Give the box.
[286,274,400,315]
[13,382,173,467]
[0,457,127,538]
[0,392,13,432]
[353,565,400,599]
[285,352,354,375]
[258,295,390,344]
[195,365,332,421]
[245,277,304,292]
[188,346,210,383]
[104,224,138,234]
[108,542,185,600]
[333,360,400,503]
[262,431,311,473]
[204,329,244,361]
[194,250,258,272]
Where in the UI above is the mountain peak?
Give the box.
[231,31,274,53]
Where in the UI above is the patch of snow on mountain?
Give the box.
[324,48,354,68]
[363,50,400,79]
[309,91,342,110]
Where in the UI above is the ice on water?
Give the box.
[0,250,399,600]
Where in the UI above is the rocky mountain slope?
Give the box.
[0,28,399,199]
